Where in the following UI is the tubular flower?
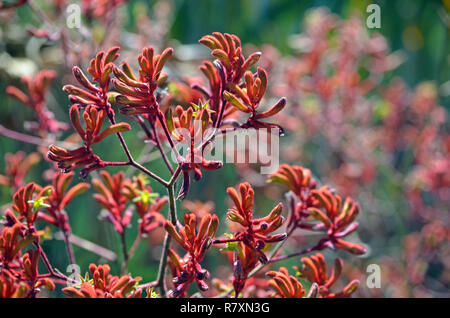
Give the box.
[62,264,142,298]
[266,267,307,298]
[64,47,120,115]
[37,172,90,232]
[164,213,219,297]
[199,32,261,84]
[268,164,316,197]
[0,224,37,265]
[196,61,223,118]
[122,175,168,234]
[8,182,50,230]
[6,69,67,135]
[0,226,54,297]
[92,171,131,235]
[0,269,29,298]
[305,188,366,255]
[231,242,260,297]
[294,253,359,298]
[224,68,286,133]
[20,250,55,294]
[224,182,287,296]
[0,152,40,191]
[113,46,173,117]
[226,182,287,262]
[268,164,318,229]
[47,105,131,178]
[166,104,222,200]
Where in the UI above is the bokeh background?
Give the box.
[0,0,449,297]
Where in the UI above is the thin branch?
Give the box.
[54,232,117,261]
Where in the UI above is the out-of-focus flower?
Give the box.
[122,174,167,234]
[0,152,40,191]
[92,171,131,234]
[37,172,90,232]
[6,70,68,136]
[305,188,366,255]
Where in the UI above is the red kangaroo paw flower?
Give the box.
[266,267,306,298]
[113,46,173,117]
[62,263,142,298]
[164,213,218,297]
[294,253,360,298]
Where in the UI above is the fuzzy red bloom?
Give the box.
[0,269,29,298]
[0,152,40,191]
[305,188,366,255]
[266,267,307,298]
[200,32,261,84]
[64,47,119,115]
[20,250,55,294]
[165,213,218,297]
[166,104,222,199]
[47,105,131,178]
[113,46,173,117]
[37,172,90,232]
[62,264,142,298]
[268,164,317,229]
[0,225,54,297]
[8,182,50,230]
[223,182,287,296]
[0,224,36,265]
[6,70,67,135]
[226,182,287,260]
[122,175,168,234]
[92,171,132,234]
[294,253,359,298]
[224,68,286,132]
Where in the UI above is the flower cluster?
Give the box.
[223,182,286,296]
[48,105,131,177]
[224,68,286,132]
[37,172,90,233]
[92,171,132,235]
[268,164,317,229]
[294,253,359,298]
[62,264,142,298]
[269,164,365,255]
[0,152,40,191]
[266,267,307,298]
[166,104,222,199]
[6,70,68,136]
[113,46,173,118]
[165,213,218,297]
[0,185,56,298]
[122,175,168,234]
[197,32,286,131]
[306,188,366,255]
